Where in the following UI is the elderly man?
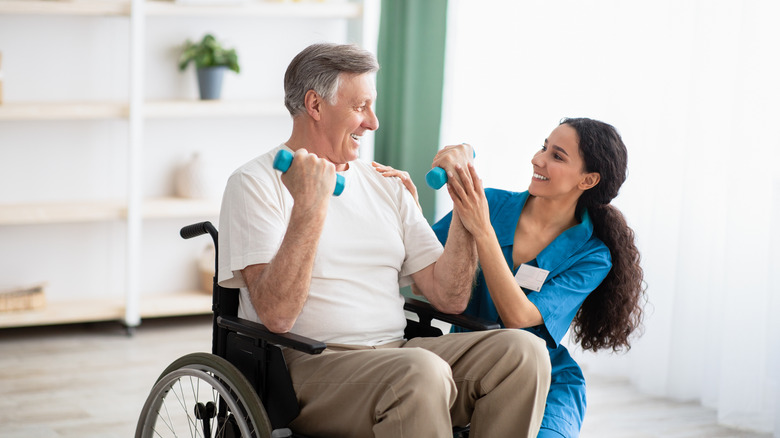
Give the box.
[217,42,550,438]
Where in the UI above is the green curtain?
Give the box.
[375,0,448,224]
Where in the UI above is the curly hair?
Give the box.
[561,118,646,352]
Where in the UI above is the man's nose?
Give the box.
[364,107,379,131]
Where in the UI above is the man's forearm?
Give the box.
[428,211,478,313]
[243,204,327,333]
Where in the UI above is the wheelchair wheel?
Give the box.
[136,352,273,438]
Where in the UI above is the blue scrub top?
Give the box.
[432,189,611,437]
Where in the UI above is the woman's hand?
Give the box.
[372,161,422,211]
[447,163,492,240]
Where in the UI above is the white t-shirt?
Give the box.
[217,144,444,346]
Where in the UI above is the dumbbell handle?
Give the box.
[273,149,345,196]
[425,147,476,189]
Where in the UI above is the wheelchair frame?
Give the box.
[135,221,499,438]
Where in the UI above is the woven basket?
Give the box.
[0,283,47,312]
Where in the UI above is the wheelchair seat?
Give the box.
[135,221,499,438]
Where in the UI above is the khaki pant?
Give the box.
[283,329,551,438]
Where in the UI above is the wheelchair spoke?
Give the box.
[136,353,272,438]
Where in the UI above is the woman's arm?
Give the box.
[447,163,543,328]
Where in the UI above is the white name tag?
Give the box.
[514,264,550,292]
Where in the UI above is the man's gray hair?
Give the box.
[284,43,379,117]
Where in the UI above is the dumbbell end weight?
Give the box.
[425,167,448,190]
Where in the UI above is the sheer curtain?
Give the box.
[438,1,780,434]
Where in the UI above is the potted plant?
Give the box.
[178,34,240,100]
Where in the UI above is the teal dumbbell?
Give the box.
[425,147,475,189]
[273,149,345,196]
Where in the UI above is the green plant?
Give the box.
[178,34,240,73]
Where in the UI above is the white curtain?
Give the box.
[438,1,780,434]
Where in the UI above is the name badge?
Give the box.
[514,264,549,292]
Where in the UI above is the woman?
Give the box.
[374,117,645,437]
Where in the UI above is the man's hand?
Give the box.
[282,148,337,210]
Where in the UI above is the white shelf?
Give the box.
[0,298,125,328]
[0,290,212,328]
[145,0,361,18]
[0,0,361,18]
[145,99,287,118]
[0,102,129,121]
[0,100,287,121]
[0,201,126,225]
[0,0,365,329]
[141,197,221,219]
[0,0,131,16]
[0,198,220,225]
[139,290,212,318]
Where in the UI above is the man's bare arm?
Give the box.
[241,149,334,333]
[410,209,477,314]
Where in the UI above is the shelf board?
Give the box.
[0,198,219,225]
[145,0,362,18]
[0,0,131,16]
[0,100,288,120]
[145,99,287,118]
[139,290,212,318]
[142,197,220,219]
[0,102,129,121]
[0,0,361,17]
[0,291,212,328]
[0,298,125,328]
[0,201,126,225]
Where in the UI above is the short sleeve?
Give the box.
[217,153,290,289]
[527,243,612,348]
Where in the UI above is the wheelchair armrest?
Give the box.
[404,297,501,331]
[217,315,327,355]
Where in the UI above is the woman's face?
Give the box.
[528,123,598,202]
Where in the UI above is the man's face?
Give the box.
[317,72,379,164]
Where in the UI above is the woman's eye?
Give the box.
[540,145,547,152]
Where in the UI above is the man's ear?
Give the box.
[579,172,601,191]
[304,89,322,121]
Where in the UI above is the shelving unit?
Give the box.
[0,0,368,329]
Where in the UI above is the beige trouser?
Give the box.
[282,329,551,438]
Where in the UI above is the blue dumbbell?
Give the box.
[425,147,475,189]
[273,149,345,196]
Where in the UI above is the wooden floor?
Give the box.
[0,315,771,438]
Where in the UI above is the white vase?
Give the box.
[175,152,213,199]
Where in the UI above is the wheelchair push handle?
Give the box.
[425,147,476,190]
[273,149,345,196]
[180,221,218,246]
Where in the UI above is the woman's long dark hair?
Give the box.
[562,118,646,352]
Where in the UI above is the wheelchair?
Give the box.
[135,221,499,438]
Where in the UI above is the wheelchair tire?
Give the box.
[135,352,273,438]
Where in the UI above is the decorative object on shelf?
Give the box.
[0,51,4,105]
[0,283,47,313]
[174,152,218,199]
[198,244,215,293]
[175,0,246,5]
[178,34,240,100]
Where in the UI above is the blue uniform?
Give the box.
[432,189,612,437]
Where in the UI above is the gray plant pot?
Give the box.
[196,66,227,100]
